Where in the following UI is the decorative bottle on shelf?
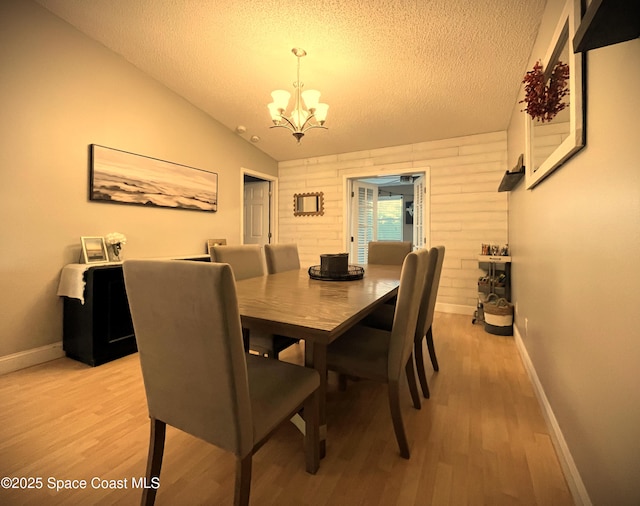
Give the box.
[105,232,126,262]
[111,243,122,262]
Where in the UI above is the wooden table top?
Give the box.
[235,264,401,345]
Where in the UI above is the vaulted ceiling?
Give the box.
[35,0,546,161]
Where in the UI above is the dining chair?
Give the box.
[122,260,320,506]
[367,240,412,265]
[210,244,265,280]
[211,244,295,359]
[264,243,301,274]
[367,241,413,306]
[210,244,264,353]
[361,246,445,399]
[421,245,445,379]
[325,248,429,459]
[261,243,301,356]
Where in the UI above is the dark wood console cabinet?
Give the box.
[63,264,137,366]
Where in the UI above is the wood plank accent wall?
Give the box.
[277,131,509,312]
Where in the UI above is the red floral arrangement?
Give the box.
[520,60,570,122]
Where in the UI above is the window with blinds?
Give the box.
[377,196,403,241]
[355,185,376,263]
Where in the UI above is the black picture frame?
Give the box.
[90,144,218,212]
[405,200,414,224]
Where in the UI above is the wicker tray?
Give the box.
[308,265,364,281]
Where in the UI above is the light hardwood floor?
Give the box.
[0,313,573,505]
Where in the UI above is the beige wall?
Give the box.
[0,1,277,358]
[277,132,509,310]
[507,0,640,503]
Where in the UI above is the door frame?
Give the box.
[241,167,279,244]
[350,180,379,263]
[342,166,430,253]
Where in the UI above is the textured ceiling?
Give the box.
[35,0,545,162]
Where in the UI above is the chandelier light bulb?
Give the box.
[267,103,282,123]
[270,90,291,111]
[314,103,329,124]
[301,89,321,111]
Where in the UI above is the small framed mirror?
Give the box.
[294,192,324,216]
[525,0,584,189]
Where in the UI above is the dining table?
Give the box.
[234,263,402,457]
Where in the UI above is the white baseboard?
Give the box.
[436,302,475,315]
[0,342,65,376]
[513,325,592,506]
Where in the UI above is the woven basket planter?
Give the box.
[483,294,513,335]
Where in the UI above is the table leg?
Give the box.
[306,341,327,459]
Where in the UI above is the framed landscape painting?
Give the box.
[90,145,218,212]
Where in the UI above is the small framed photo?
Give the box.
[80,236,109,264]
[207,238,227,255]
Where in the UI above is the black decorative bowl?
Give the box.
[308,265,365,281]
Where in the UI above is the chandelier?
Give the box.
[267,48,329,143]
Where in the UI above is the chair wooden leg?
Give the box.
[388,380,410,459]
[338,373,348,391]
[141,418,166,506]
[234,453,252,506]
[426,326,439,372]
[414,339,430,399]
[405,354,421,409]
[303,389,320,474]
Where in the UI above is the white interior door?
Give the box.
[413,175,426,249]
[350,181,378,263]
[243,181,270,245]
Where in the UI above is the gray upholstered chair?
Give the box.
[210,244,265,280]
[262,243,301,357]
[420,246,445,385]
[368,240,413,306]
[367,240,412,265]
[265,243,301,274]
[210,244,265,354]
[361,246,445,399]
[325,248,429,459]
[122,260,320,506]
[211,244,294,359]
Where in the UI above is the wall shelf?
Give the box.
[498,168,525,192]
[498,153,525,192]
[573,0,640,53]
